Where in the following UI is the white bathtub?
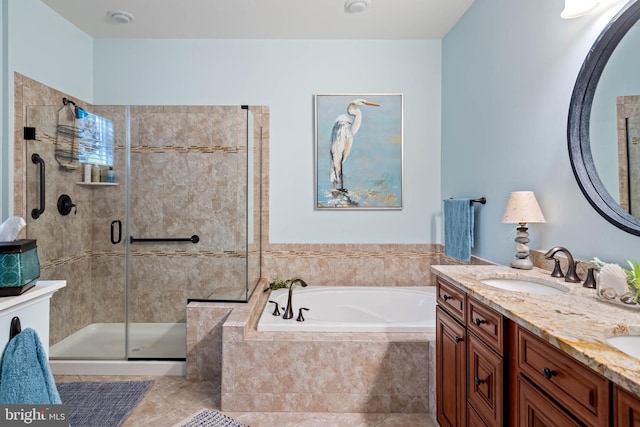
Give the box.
[257,286,436,333]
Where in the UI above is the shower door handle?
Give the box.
[110,220,122,244]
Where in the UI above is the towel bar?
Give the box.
[447,197,487,205]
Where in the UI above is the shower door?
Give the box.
[25,104,129,360]
[24,100,259,361]
[125,106,252,360]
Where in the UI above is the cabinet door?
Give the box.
[436,306,466,427]
[467,333,503,426]
[614,384,640,427]
[517,375,581,427]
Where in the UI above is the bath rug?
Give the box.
[57,380,153,427]
[173,408,249,427]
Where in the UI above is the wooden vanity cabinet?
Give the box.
[436,277,507,427]
[614,384,640,426]
[435,274,640,427]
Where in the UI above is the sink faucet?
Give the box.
[544,246,581,283]
[282,278,308,319]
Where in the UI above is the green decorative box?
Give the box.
[0,239,40,295]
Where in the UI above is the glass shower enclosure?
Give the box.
[25,104,262,360]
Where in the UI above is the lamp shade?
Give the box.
[501,191,546,224]
[561,0,599,19]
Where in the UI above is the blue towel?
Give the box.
[444,198,474,262]
[0,328,61,404]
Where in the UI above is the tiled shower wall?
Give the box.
[14,73,95,345]
[14,73,265,345]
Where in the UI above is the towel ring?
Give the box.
[9,316,21,340]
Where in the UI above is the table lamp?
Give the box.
[502,191,546,270]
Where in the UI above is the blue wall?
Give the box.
[442,0,637,265]
[1,0,92,217]
[93,39,442,244]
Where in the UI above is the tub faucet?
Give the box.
[282,279,308,320]
[543,246,581,283]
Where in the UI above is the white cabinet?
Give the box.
[0,280,66,357]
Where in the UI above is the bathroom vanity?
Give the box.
[432,265,640,426]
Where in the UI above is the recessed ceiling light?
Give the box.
[345,0,371,14]
[106,10,135,24]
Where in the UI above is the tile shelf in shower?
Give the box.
[75,182,119,186]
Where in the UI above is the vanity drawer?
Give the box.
[437,278,466,324]
[516,326,609,427]
[467,296,504,354]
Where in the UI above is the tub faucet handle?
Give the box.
[296,308,309,322]
[268,300,281,316]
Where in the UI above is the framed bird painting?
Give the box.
[314,93,403,209]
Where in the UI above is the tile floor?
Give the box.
[54,375,437,427]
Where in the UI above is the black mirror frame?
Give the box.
[568,0,640,236]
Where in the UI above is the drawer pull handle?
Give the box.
[443,294,452,301]
[474,318,487,326]
[454,336,463,344]
[474,377,485,387]
[542,367,557,379]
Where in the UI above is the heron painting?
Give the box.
[315,94,403,209]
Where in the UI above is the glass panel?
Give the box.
[26,104,127,360]
[247,108,262,299]
[126,106,251,359]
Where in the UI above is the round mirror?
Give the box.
[569,0,640,235]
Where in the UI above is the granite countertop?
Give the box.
[430,264,640,398]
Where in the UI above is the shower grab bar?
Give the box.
[129,235,200,244]
[31,153,45,219]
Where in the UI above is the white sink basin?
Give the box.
[606,336,640,360]
[479,278,568,295]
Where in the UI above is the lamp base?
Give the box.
[510,225,533,270]
[510,258,533,270]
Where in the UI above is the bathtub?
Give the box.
[257,286,435,332]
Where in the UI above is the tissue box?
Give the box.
[0,239,40,295]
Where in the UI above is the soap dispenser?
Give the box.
[106,167,115,183]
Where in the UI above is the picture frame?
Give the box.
[315,93,403,209]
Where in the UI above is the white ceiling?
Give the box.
[39,0,475,40]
